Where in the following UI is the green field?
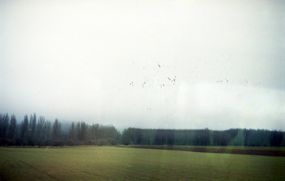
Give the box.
[1,146,285,181]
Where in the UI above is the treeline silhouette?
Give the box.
[0,113,284,146]
[0,113,120,146]
[122,128,285,146]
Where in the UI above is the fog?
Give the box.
[1,0,285,130]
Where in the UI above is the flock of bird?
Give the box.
[128,62,252,88]
[127,62,254,113]
[129,63,177,88]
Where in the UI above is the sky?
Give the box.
[1,0,285,130]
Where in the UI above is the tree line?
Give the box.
[0,113,284,146]
[0,113,120,146]
[122,128,285,146]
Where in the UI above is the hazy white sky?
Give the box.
[1,0,285,130]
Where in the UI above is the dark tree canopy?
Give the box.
[121,128,285,146]
[0,113,284,147]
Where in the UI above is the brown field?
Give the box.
[124,145,285,156]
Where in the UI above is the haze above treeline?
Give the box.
[1,0,285,130]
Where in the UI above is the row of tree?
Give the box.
[0,113,120,146]
[0,113,284,146]
[121,128,285,146]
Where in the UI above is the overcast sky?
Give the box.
[1,0,285,130]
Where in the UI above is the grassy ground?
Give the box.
[0,146,285,181]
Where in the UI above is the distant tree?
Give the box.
[166,130,175,145]
[193,129,210,146]
[79,122,87,143]
[89,124,99,144]
[0,114,3,140]
[28,114,37,145]
[75,122,81,143]
[68,122,77,144]
[36,116,46,146]
[270,131,283,146]
[7,114,17,144]
[0,114,10,144]
[52,119,62,145]
[0,114,4,140]
[244,129,271,146]
[44,120,52,145]
[1,114,9,138]
[121,129,131,145]
[21,115,29,145]
[230,129,245,146]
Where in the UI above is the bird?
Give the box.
[216,79,229,84]
[167,76,176,85]
[173,76,176,83]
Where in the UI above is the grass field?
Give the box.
[1,146,285,181]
